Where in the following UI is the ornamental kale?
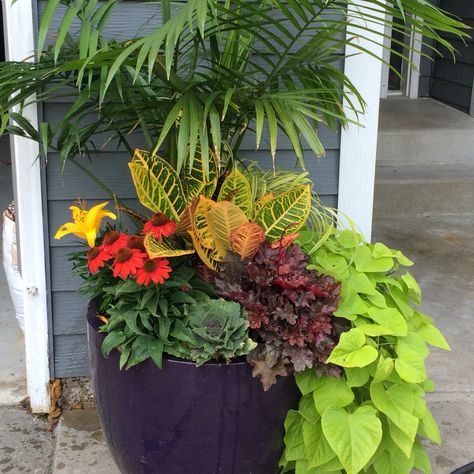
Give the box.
[177,299,257,366]
[215,242,346,390]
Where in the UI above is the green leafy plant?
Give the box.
[0,0,468,175]
[280,230,450,474]
[174,298,257,366]
[129,149,314,269]
[74,249,214,369]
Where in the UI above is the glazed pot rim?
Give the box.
[86,298,251,367]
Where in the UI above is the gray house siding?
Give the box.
[430,1,474,113]
[40,1,343,377]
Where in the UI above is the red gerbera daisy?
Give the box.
[101,230,129,255]
[113,247,146,279]
[87,246,112,273]
[127,235,146,252]
[135,258,172,286]
[143,213,177,240]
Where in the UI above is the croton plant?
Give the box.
[57,149,449,474]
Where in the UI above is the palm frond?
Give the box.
[0,0,469,176]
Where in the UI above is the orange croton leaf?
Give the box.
[229,222,266,260]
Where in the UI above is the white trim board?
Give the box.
[338,1,385,241]
[2,0,51,413]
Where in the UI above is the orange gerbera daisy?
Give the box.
[87,247,112,273]
[135,258,172,286]
[143,213,177,240]
[127,235,146,252]
[112,247,146,279]
[101,230,129,255]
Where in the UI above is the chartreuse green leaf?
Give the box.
[395,250,414,267]
[373,444,414,474]
[367,307,408,336]
[366,290,388,308]
[373,356,394,383]
[321,406,382,474]
[345,268,377,295]
[315,455,343,472]
[283,410,305,461]
[298,395,320,424]
[345,366,370,388]
[313,252,349,277]
[337,230,360,249]
[326,328,378,368]
[296,369,320,396]
[354,245,394,273]
[388,419,415,458]
[395,341,428,383]
[311,376,354,413]
[401,273,422,304]
[413,440,432,474]
[372,242,394,259]
[334,288,368,320]
[388,287,414,318]
[418,409,441,444]
[417,323,451,350]
[356,322,396,337]
[302,419,337,468]
[370,383,418,441]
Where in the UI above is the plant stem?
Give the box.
[162,0,171,24]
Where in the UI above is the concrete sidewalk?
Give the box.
[373,214,474,473]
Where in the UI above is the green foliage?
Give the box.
[0,0,468,174]
[132,150,313,268]
[280,230,450,474]
[172,298,257,366]
[75,254,215,369]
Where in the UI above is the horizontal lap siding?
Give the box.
[40,1,342,377]
[430,1,474,112]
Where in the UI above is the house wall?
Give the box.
[430,0,474,113]
[40,1,342,377]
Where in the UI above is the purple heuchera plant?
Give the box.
[215,242,347,391]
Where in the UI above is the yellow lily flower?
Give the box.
[55,201,117,247]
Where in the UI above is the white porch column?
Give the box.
[2,0,51,412]
[338,1,385,241]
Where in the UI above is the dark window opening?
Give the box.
[388,17,405,92]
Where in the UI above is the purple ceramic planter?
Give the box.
[87,300,299,474]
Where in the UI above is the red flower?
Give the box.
[87,246,112,273]
[127,235,146,252]
[143,213,177,240]
[101,230,129,255]
[135,258,172,286]
[112,247,146,279]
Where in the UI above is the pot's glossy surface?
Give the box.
[87,299,300,474]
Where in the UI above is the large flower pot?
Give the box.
[87,299,300,474]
